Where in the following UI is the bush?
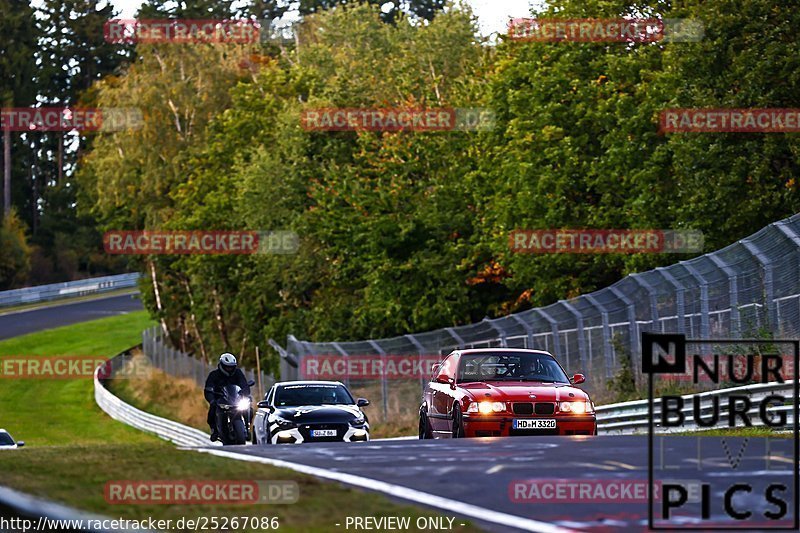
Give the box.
[0,210,31,289]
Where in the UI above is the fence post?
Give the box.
[558,300,587,372]
[609,285,639,374]
[631,273,659,333]
[534,309,562,364]
[681,261,711,348]
[368,340,389,421]
[445,327,465,349]
[510,314,535,349]
[655,267,685,334]
[741,239,775,331]
[583,294,613,380]
[331,342,350,388]
[481,318,507,347]
[405,334,427,395]
[707,254,740,337]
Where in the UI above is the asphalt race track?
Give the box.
[0,293,143,341]
[210,435,797,532]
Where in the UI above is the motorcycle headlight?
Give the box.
[236,399,251,411]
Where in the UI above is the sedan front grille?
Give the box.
[534,402,555,415]
[299,423,348,442]
[512,403,534,415]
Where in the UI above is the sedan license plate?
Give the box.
[513,419,556,429]
[310,429,337,437]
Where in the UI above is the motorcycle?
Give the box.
[208,380,255,445]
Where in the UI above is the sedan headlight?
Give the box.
[274,417,295,429]
[467,401,506,414]
[560,401,592,414]
[350,416,366,426]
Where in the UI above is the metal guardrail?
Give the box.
[0,273,140,308]
[94,351,217,448]
[0,484,147,533]
[96,345,796,443]
[597,380,797,434]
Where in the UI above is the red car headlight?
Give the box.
[467,401,506,414]
[559,401,593,414]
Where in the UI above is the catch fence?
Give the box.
[283,214,800,416]
[142,326,275,401]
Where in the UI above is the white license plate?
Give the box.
[311,429,337,437]
[513,419,556,429]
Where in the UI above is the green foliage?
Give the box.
[79,0,800,375]
[606,334,638,402]
[0,211,31,290]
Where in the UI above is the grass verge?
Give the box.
[0,443,479,532]
[673,426,794,438]
[1,315,479,531]
[0,311,158,446]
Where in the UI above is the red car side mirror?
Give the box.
[571,373,586,385]
[436,373,456,389]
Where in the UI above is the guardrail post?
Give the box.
[583,294,613,380]
[368,340,389,421]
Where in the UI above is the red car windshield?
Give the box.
[457,352,570,383]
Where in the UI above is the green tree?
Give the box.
[0,209,31,289]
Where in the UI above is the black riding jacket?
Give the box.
[204,368,251,404]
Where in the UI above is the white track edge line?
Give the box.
[194,447,573,533]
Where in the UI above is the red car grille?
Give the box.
[512,402,556,415]
[512,402,533,415]
[534,402,555,415]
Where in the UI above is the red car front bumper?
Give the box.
[462,414,596,437]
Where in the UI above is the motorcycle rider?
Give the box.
[205,353,251,442]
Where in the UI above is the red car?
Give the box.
[419,349,597,438]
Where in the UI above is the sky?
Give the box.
[109,0,540,37]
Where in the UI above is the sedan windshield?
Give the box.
[275,384,354,407]
[0,433,14,446]
[458,352,570,383]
